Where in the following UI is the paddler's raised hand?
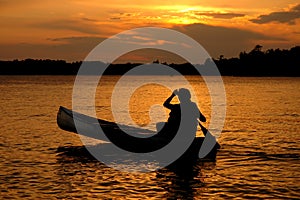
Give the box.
[164,89,178,108]
[172,89,179,96]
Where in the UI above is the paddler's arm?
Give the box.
[199,111,206,122]
[163,91,176,109]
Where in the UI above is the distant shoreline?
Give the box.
[1,46,299,77]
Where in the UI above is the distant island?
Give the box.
[0,45,299,76]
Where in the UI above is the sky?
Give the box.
[0,0,299,62]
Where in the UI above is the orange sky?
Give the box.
[0,0,299,62]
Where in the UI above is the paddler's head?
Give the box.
[177,88,191,103]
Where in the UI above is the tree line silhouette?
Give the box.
[0,45,299,76]
[216,45,300,76]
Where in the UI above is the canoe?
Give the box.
[57,106,220,161]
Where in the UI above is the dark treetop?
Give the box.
[0,45,299,76]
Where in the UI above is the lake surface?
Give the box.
[0,75,299,199]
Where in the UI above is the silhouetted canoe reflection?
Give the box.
[57,106,220,163]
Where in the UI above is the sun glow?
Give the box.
[167,17,199,25]
[152,5,225,25]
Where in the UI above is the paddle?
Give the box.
[198,121,221,149]
[198,121,210,137]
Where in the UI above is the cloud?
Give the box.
[195,12,245,19]
[0,23,290,62]
[250,4,300,25]
[81,17,99,22]
[110,17,121,20]
[47,36,105,44]
[0,36,106,61]
[114,34,177,46]
[32,19,101,34]
[0,0,8,5]
[108,12,140,21]
[173,23,286,57]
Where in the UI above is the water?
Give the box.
[0,76,299,199]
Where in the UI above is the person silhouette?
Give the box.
[156,88,206,140]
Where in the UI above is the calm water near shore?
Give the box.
[0,75,299,199]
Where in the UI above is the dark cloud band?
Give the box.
[250,4,300,25]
